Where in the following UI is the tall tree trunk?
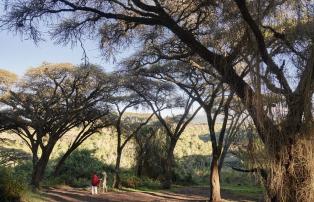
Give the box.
[31,153,50,188]
[162,139,176,189]
[210,153,222,202]
[265,133,314,202]
[218,145,229,174]
[113,148,122,188]
[136,153,144,177]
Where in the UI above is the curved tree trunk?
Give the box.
[210,154,221,202]
[162,139,176,189]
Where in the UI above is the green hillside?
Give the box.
[0,122,211,169]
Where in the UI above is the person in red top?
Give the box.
[91,172,100,195]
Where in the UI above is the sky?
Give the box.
[0,30,117,76]
[0,23,206,120]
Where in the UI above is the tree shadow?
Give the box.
[42,187,105,202]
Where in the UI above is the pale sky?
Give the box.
[0,25,206,120]
[0,30,117,76]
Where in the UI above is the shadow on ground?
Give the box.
[42,186,260,202]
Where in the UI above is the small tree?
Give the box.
[128,76,201,188]
[109,74,154,188]
[0,63,112,188]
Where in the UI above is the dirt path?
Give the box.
[41,186,259,202]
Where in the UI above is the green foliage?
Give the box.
[174,155,210,185]
[138,177,161,189]
[222,184,263,200]
[55,149,106,187]
[1,123,213,188]
[121,173,141,188]
[120,172,161,189]
[220,168,258,186]
[13,161,33,183]
[21,190,46,202]
[0,166,25,202]
[138,130,168,179]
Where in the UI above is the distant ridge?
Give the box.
[192,114,207,124]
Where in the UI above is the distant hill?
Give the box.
[192,114,207,124]
[0,118,211,168]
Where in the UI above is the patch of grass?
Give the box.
[222,183,263,198]
[21,190,47,202]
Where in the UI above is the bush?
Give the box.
[220,168,257,186]
[120,173,161,189]
[121,174,141,188]
[0,166,25,202]
[13,161,33,184]
[71,178,90,188]
[173,155,210,185]
[55,149,107,187]
[138,177,161,189]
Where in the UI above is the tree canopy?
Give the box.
[1,0,313,200]
[0,63,114,187]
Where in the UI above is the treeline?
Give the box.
[0,62,248,200]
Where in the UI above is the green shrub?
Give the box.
[121,175,141,188]
[13,161,33,183]
[220,168,257,186]
[43,176,65,187]
[120,173,160,189]
[173,155,210,185]
[55,149,107,187]
[0,166,25,202]
[71,178,90,188]
[138,177,160,189]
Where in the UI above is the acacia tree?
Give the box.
[0,63,113,188]
[0,69,17,136]
[128,77,202,188]
[109,75,154,188]
[0,69,17,95]
[1,1,313,200]
[135,62,248,200]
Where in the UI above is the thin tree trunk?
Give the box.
[210,154,221,202]
[162,139,176,189]
[136,153,144,177]
[136,160,143,177]
[218,145,229,174]
[113,148,122,188]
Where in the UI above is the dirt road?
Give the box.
[42,186,259,202]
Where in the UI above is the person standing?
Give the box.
[102,171,108,192]
[91,172,100,195]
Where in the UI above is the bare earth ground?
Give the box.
[41,186,260,202]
